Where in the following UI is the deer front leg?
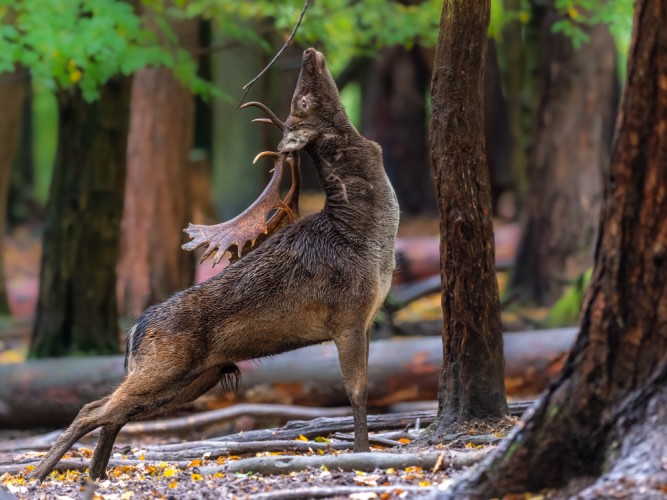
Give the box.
[334,328,370,452]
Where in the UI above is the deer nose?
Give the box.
[303,48,315,61]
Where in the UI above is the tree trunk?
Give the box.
[484,40,513,214]
[30,78,131,357]
[116,19,197,319]
[497,0,545,208]
[423,0,507,439]
[443,1,667,496]
[509,5,616,306]
[365,46,436,217]
[0,69,27,315]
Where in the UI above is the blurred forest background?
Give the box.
[0,0,632,369]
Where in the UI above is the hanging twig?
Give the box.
[237,0,312,107]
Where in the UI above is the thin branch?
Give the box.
[237,0,312,107]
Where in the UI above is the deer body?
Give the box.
[28,48,399,481]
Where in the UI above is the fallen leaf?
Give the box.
[163,468,177,478]
[296,435,309,442]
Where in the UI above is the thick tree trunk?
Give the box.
[443,1,667,496]
[0,69,27,315]
[424,0,507,439]
[30,78,131,357]
[509,5,616,306]
[365,46,436,217]
[117,19,197,318]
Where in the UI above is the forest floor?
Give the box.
[1,418,518,499]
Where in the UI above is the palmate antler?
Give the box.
[183,101,301,266]
[183,151,301,266]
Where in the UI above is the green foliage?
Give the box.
[552,0,633,53]
[201,0,442,74]
[0,0,210,101]
[1,0,634,101]
[546,268,593,327]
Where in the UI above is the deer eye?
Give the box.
[300,97,308,109]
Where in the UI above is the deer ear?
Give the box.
[278,128,319,152]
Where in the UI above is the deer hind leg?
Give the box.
[27,396,111,481]
[29,366,224,481]
[86,365,224,480]
[334,327,370,452]
[89,424,122,479]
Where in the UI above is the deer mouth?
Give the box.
[302,48,326,74]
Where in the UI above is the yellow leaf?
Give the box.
[163,468,177,478]
[120,492,134,500]
[518,10,530,24]
[296,435,309,442]
[568,5,579,19]
[69,69,82,84]
[405,466,422,473]
[168,480,178,489]
[138,453,145,461]
[0,350,25,364]
[398,438,411,444]
[418,481,431,487]
[159,462,168,468]
[213,472,225,479]
[216,457,226,465]
[24,466,35,472]
[386,468,395,474]
[317,449,325,455]
[186,459,201,469]
[191,473,203,481]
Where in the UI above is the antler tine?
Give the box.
[240,101,287,132]
[183,151,301,267]
[252,118,281,129]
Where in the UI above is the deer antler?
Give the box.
[240,101,288,132]
[183,152,301,267]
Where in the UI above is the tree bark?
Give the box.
[442,1,667,496]
[422,0,508,438]
[0,69,27,315]
[509,5,616,306]
[116,19,197,319]
[30,78,131,357]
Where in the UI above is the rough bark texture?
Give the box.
[509,6,616,305]
[30,78,131,357]
[116,19,197,319]
[0,69,27,314]
[424,0,507,438]
[442,1,667,496]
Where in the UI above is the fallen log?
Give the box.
[253,485,434,500]
[202,449,489,475]
[0,329,576,428]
